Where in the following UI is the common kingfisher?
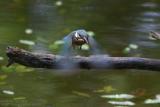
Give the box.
[61,29,102,56]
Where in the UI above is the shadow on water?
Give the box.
[0,0,160,107]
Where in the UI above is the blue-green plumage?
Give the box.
[61,29,102,56]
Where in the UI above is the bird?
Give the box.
[61,29,102,56]
[71,31,89,49]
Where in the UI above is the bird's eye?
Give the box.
[79,34,83,38]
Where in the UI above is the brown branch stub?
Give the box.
[6,46,160,71]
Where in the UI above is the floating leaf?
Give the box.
[144,99,160,104]
[87,31,95,37]
[19,40,35,46]
[108,101,135,106]
[94,86,116,93]
[101,94,135,99]
[123,43,138,54]
[123,47,131,54]
[49,44,58,50]
[55,1,63,6]
[103,86,116,93]
[81,44,90,50]
[129,44,138,49]
[25,28,33,34]
[144,94,160,104]
[54,40,64,45]
[72,91,90,98]
[0,56,4,61]
[2,90,15,95]
[156,94,160,99]
[49,40,64,50]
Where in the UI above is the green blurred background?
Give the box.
[0,0,160,107]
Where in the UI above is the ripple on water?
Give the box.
[141,2,158,8]
[143,11,160,18]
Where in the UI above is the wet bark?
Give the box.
[6,46,160,71]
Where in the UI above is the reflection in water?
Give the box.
[141,2,158,8]
[29,0,63,52]
[127,1,160,58]
[101,94,135,99]
[134,6,159,32]
[108,100,135,106]
[134,2,160,32]
[101,94,135,106]
[144,94,160,104]
[143,12,160,18]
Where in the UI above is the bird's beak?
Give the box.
[75,32,79,38]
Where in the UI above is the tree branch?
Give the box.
[6,46,160,71]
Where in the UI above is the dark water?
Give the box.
[0,0,160,107]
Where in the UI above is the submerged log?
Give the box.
[6,46,160,71]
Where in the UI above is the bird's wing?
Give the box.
[88,36,103,55]
[60,35,73,56]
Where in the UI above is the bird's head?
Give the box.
[72,31,89,45]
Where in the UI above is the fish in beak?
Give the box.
[72,31,89,46]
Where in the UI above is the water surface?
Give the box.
[0,0,160,107]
